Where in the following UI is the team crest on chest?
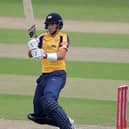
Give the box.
[54,38,60,44]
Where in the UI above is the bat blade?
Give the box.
[23,0,37,38]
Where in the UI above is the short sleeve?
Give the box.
[59,34,70,50]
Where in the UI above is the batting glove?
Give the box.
[28,38,39,50]
[31,48,45,61]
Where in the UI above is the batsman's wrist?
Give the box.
[43,53,58,61]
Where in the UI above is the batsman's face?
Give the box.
[48,23,58,34]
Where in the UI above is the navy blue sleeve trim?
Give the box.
[38,35,44,48]
[67,35,70,48]
[59,35,70,48]
[59,36,63,47]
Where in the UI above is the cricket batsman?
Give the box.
[27,12,74,129]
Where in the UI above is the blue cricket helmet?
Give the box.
[44,13,63,29]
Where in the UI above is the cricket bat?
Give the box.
[23,0,37,38]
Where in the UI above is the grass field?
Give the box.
[0,58,129,80]
[0,0,129,22]
[1,29,129,49]
[0,94,117,125]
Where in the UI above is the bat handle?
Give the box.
[28,24,37,38]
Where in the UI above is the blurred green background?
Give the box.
[0,0,129,126]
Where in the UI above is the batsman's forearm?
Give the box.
[43,49,67,61]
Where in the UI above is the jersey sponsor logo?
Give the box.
[46,44,57,49]
[51,45,56,48]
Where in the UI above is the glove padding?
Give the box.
[31,48,45,61]
[28,38,39,50]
